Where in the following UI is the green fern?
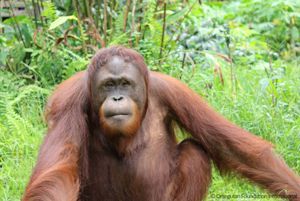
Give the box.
[42,1,57,21]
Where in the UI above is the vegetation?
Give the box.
[0,0,299,200]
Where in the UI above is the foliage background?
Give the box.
[0,0,299,200]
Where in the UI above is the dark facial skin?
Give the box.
[91,56,147,136]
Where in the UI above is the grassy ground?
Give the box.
[0,58,299,200]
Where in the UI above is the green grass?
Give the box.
[0,59,299,200]
[206,62,300,200]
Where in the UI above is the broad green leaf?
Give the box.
[291,26,299,40]
[0,49,9,65]
[167,7,189,24]
[49,15,78,30]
